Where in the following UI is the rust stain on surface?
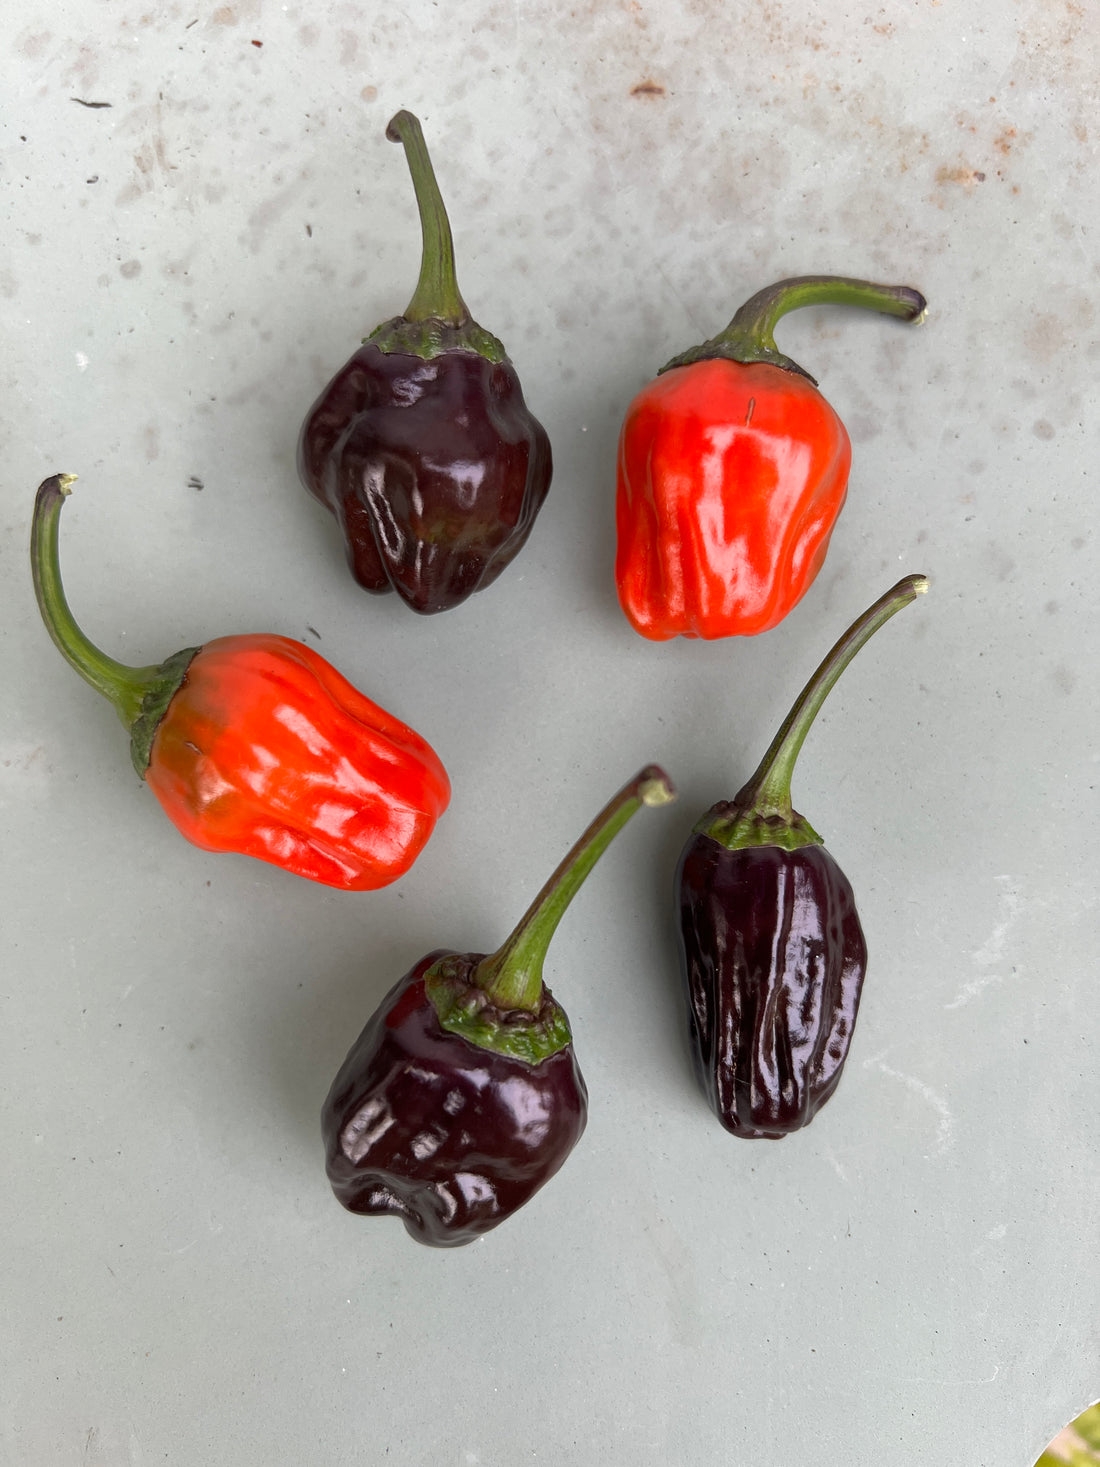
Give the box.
[935,163,986,187]
[630,78,665,98]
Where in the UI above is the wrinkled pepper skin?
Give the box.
[321,765,674,1247]
[146,634,451,891]
[614,275,926,641]
[298,344,552,615]
[323,954,587,1247]
[676,833,867,1138]
[671,575,927,1138]
[30,473,451,891]
[616,360,851,639]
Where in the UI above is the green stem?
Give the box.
[735,574,929,824]
[30,474,160,728]
[387,110,469,326]
[661,274,927,382]
[474,765,676,1012]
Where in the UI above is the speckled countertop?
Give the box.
[2,4,1097,1465]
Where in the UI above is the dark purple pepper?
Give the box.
[677,842,866,1138]
[323,765,675,1247]
[298,110,552,615]
[675,575,928,1138]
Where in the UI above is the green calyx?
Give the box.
[659,274,927,384]
[30,474,199,778]
[699,575,929,854]
[367,315,506,363]
[425,955,574,1066]
[426,765,677,1062]
[371,110,506,364]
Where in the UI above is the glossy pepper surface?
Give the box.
[675,575,927,1136]
[298,110,551,615]
[31,474,450,890]
[323,765,676,1246]
[615,275,927,640]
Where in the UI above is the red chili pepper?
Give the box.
[615,275,927,640]
[30,474,450,890]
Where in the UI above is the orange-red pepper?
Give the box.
[31,474,449,890]
[615,276,927,641]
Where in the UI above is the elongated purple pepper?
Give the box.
[676,575,928,1137]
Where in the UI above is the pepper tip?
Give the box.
[40,472,77,500]
[385,109,418,144]
[638,765,676,807]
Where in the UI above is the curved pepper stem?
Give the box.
[30,474,198,775]
[661,274,927,383]
[369,112,507,362]
[475,765,677,1012]
[387,109,469,327]
[704,575,929,851]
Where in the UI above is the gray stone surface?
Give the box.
[2,3,1097,1463]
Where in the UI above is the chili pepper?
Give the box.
[322,764,676,1246]
[615,275,927,640]
[675,574,927,1137]
[30,473,450,890]
[298,110,552,615]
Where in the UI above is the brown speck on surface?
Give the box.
[993,127,1017,154]
[1025,312,1070,362]
[305,222,312,237]
[630,78,665,99]
[1033,419,1055,440]
[251,38,263,47]
[71,97,112,108]
[934,163,986,190]
[361,84,378,102]
[212,6,236,24]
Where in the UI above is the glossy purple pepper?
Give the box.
[323,765,675,1246]
[676,575,928,1138]
[298,110,552,615]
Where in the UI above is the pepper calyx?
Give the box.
[425,953,573,1064]
[367,314,508,363]
[695,802,823,853]
[660,337,819,383]
[128,645,201,777]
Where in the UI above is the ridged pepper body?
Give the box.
[146,633,450,890]
[322,954,587,1247]
[615,359,851,640]
[298,345,552,615]
[676,830,867,1137]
